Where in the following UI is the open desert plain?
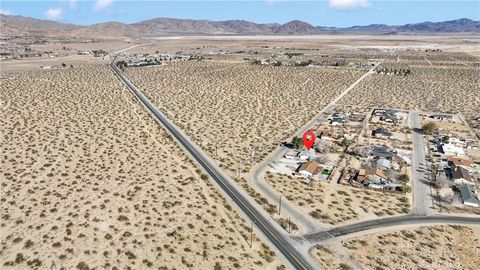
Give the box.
[312,225,480,270]
[1,6,480,270]
[0,64,282,269]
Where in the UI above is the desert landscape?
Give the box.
[1,6,480,269]
[123,61,366,217]
[125,61,364,174]
[0,64,282,269]
[337,53,480,120]
[265,173,410,225]
[312,225,480,270]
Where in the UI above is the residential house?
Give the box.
[372,109,399,124]
[376,158,391,170]
[298,151,310,160]
[452,166,473,184]
[381,114,398,124]
[429,114,453,122]
[442,144,465,156]
[330,117,346,126]
[298,160,321,179]
[456,185,480,207]
[372,128,392,139]
[348,113,365,122]
[357,168,388,183]
[372,146,394,159]
[447,156,473,169]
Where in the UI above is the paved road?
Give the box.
[304,214,480,244]
[109,59,316,270]
[409,112,434,216]
[249,63,381,234]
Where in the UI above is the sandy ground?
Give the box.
[124,61,364,220]
[125,61,364,175]
[265,173,409,225]
[0,56,107,75]
[337,55,480,120]
[312,225,480,270]
[0,64,282,269]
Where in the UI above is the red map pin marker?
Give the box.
[302,130,316,150]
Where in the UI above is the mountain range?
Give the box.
[1,15,479,38]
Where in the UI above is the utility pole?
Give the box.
[250,221,254,247]
[278,196,282,215]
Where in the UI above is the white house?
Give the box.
[442,144,465,156]
[297,149,315,160]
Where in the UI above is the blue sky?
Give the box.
[1,1,479,27]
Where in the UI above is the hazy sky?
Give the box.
[1,1,479,27]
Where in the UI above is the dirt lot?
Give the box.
[125,61,364,175]
[265,173,409,225]
[0,64,281,269]
[338,58,480,120]
[312,225,480,270]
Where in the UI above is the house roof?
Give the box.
[299,160,321,175]
[457,185,480,205]
[372,147,393,158]
[442,144,465,155]
[452,166,472,181]
[360,168,388,180]
[377,158,391,168]
[448,156,473,167]
[372,128,392,137]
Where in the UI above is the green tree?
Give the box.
[398,174,409,183]
[291,137,304,149]
[422,122,437,134]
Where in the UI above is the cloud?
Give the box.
[45,8,63,21]
[94,0,116,11]
[329,0,370,11]
[0,8,12,15]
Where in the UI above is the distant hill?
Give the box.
[1,14,478,38]
[0,14,81,36]
[317,18,480,33]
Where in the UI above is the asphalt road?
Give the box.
[109,60,316,270]
[410,112,434,216]
[304,214,480,244]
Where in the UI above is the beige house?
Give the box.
[298,160,321,179]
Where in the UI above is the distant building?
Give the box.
[441,144,465,156]
[456,185,480,207]
[357,168,388,183]
[372,109,399,124]
[371,146,393,159]
[376,158,391,170]
[330,117,346,125]
[372,128,392,139]
[429,114,454,121]
[447,156,473,168]
[348,113,365,122]
[452,166,472,184]
[298,160,321,179]
[297,149,315,160]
